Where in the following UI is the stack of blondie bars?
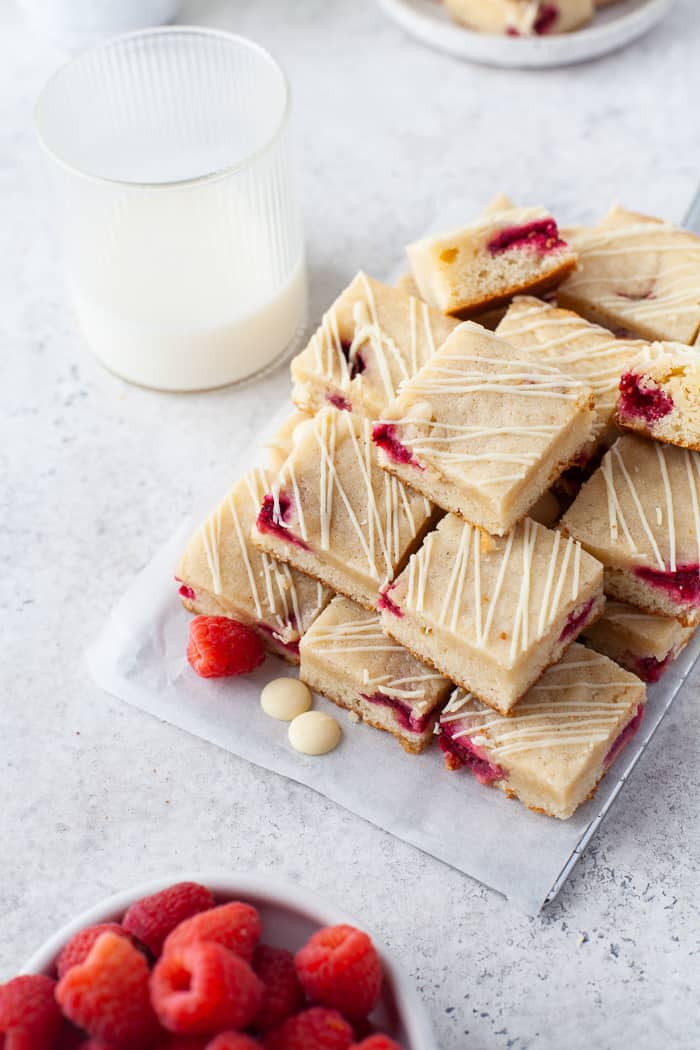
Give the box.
[177,197,700,820]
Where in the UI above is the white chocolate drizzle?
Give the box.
[563,220,700,339]
[403,517,588,657]
[308,612,446,704]
[377,333,590,492]
[441,649,643,759]
[272,410,431,584]
[498,300,643,437]
[307,273,445,405]
[596,438,700,572]
[197,468,327,638]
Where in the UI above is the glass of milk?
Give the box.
[35,28,308,391]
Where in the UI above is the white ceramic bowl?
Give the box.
[20,872,436,1050]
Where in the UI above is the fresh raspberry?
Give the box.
[0,974,63,1048]
[263,1007,354,1050]
[352,1037,403,1050]
[56,930,160,1048]
[57,923,134,978]
[163,902,262,964]
[206,1035,262,1049]
[160,1039,210,1050]
[187,616,265,678]
[295,925,382,1021]
[122,881,215,956]
[159,1039,210,1050]
[252,944,304,1031]
[150,941,263,1035]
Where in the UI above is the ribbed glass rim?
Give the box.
[34,25,292,190]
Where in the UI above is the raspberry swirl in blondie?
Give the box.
[560,434,700,625]
[497,296,645,465]
[438,644,645,820]
[407,204,577,319]
[300,596,451,753]
[290,272,458,420]
[615,341,700,452]
[373,322,595,535]
[251,407,437,611]
[582,600,695,684]
[177,468,332,662]
[444,0,594,35]
[558,206,700,344]
[379,513,604,715]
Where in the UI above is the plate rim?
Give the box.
[378,0,675,68]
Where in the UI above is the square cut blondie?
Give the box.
[560,434,700,626]
[437,643,646,820]
[558,206,700,344]
[299,595,451,753]
[251,407,438,611]
[582,600,695,684]
[379,513,604,715]
[406,204,577,319]
[372,322,595,535]
[176,468,332,662]
[497,296,645,465]
[444,0,594,35]
[290,272,458,420]
[615,342,700,452]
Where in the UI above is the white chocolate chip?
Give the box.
[288,710,341,755]
[261,678,312,721]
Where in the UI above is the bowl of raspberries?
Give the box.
[2,873,435,1049]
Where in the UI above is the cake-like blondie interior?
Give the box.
[407,204,577,319]
[582,600,695,683]
[290,272,458,420]
[176,468,332,662]
[379,513,604,715]
[444,0,594,35]
[560,434,700,625]
[615,342,700,452]
[299,595,451,753]
[558,206,700,344]
[438,643,646,819]
[373,321,595,535]
[496,296,645,464]
[251,406,438,611]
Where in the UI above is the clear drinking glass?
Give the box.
[35,28,308,391]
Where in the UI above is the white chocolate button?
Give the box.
[288,710,341,756]
[261,678,312,721]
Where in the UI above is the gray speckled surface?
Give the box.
[2,1,700,1046]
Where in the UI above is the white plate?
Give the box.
[378,0,675,67]
[21,871,437,1050]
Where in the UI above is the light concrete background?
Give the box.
[1,1,699,1047]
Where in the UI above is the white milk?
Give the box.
[19,0,182,47]
[66,185,308,391]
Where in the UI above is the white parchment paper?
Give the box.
[86,400,700,915]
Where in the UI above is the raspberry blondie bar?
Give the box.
[265,409,313,472]
[251,407,437,611]
[560,434,700,625]
[582,600,695,684]
[444,0,594,35]
[438,644,645,820]
[497,296,644,463]
[558,206,700,344]
[177,468,332,661]
[379,513,604,715]
[373,322,595,535]
[615,342,700,451]
[299,596,451,753]
[407,204,577,319]
[290,272,458,419]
